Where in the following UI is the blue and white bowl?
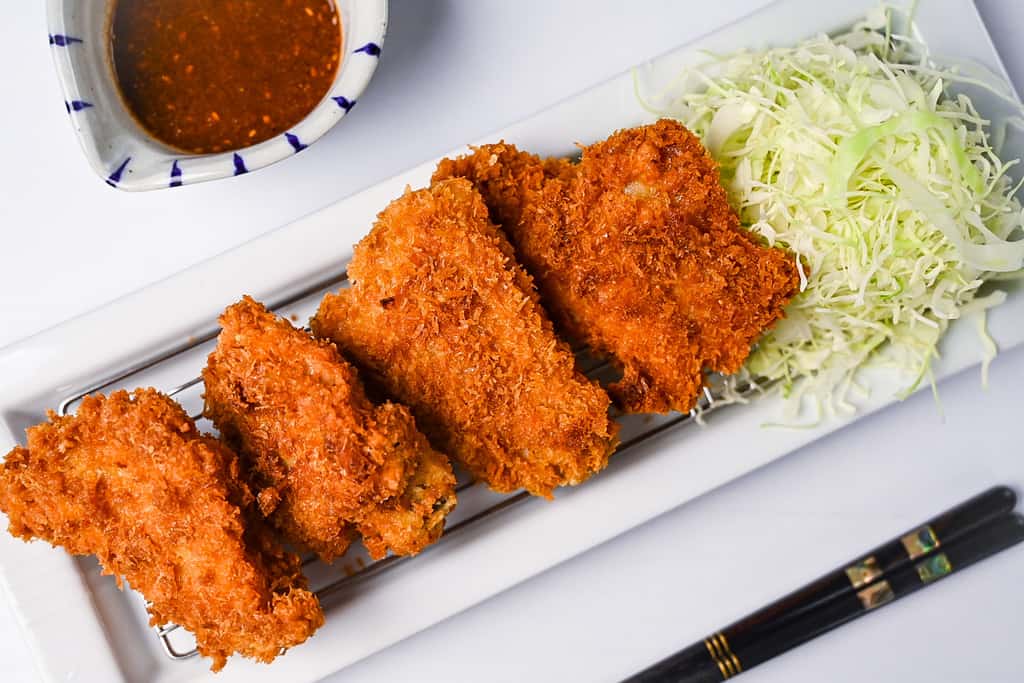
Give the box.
[46,0,388,191]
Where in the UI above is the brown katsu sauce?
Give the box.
[110,0,341,154]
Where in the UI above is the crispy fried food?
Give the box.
[203,296,456,562]
[433,119,801,414]
[312,179,619,498]
[0,389,322,671]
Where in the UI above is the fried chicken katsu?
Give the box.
[203,296,456,562]
[312,179,619,498]
[434,119,801,414]
[0,389,322,671]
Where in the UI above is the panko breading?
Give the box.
[203,296,456,562]
[312,179,619,498]
[433,119,801,414]
[0,389,322,671]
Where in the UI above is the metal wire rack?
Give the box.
[54,265,760,662]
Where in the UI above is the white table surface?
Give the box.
[3,1,1023,681]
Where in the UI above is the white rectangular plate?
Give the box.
[2,1,1021,681]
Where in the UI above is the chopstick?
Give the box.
[624,486,1022,682]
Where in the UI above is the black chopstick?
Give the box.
[624,486,1022,682]
[717,485,1015,648]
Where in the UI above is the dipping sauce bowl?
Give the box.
[46,0,387,191]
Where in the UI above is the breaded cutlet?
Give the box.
[203,296,456,562]
[0,389,323,671]
[312,179,619,498]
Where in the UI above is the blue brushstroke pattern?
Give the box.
[353,42,381,57]
[106,157,131,187]
[285,132,307,152]
[233,153,248,176]
[332,96,356,112]
[49,34,83,46]
[65,100,93,113]
[170,160,183,188]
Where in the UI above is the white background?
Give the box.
[3,1,1024,681]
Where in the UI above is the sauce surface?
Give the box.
[111,0,341,154]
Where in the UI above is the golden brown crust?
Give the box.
[312,179,619,498]
[0,389,323,671]
[202,296,456,562]
[433,119,801,414]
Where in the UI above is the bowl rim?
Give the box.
[46,0,388,192]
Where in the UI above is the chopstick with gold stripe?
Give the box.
[624,486,1021,682]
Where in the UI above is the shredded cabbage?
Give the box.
[644,6,1024,421]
